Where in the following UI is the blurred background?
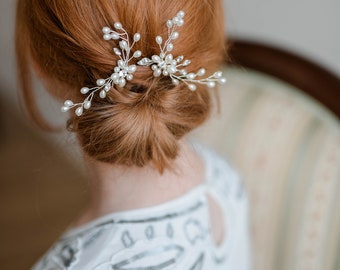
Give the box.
[0,0,339,270]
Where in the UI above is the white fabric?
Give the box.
[32,145,252,270]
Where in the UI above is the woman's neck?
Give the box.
[72,141,204,227]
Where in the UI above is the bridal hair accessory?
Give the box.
[61,23,142,116]
[62,10,226,116]
[137,10,227,91]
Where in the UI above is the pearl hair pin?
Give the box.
[62,10,227,116]
[61,23,142,116]
[137,11,227,91]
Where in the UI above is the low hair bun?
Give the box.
[70,81,211,172]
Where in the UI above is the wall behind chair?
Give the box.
[0,0,339,119]
[224,0,340,75]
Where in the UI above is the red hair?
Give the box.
[15,0,225,172]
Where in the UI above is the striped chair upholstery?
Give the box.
[193,67,340,270]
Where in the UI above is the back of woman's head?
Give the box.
[16,0,225,172]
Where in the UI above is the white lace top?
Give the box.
[32,145,252,270]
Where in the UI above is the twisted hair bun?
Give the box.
[16,0,225,172]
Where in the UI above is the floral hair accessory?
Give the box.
[137,11,227,91]
[61,23,142,116]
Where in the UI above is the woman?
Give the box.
[16,0,251,269]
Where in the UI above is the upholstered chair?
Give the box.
[193,40,340,270]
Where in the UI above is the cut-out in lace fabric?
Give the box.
[32,145,251,270]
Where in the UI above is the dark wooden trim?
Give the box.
[226,39,340,119]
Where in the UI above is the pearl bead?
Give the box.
[61,106,69,112]
[219,77,227,84]
[207,81,216,88]
[128,65,137,73]
[165,54,173,63]
[111,33,119,40]
[172,79,179,85]
[120,41,128,49]
[153,69,161,77]
[104,84,111,91]
[75,107,83,116]
[111,73,119,81]
[118,78,126,87]
[188,84,197,91]
[171,32,179,40]
[118,60,125,68]
[103,34,111,40]
[197,68,206,76]
[114,67,120,73]
[134,33,141,42]
[102,27,110,34]
[166,20,173,28]
[214,71,223,78]
[173,17,180,25]
[114,48,121,55]
[156,36,163,45]
[166,43,174,52]
[133,50,142,58]
[178,11,185,18]
[126,74,133,81]
[80,87,90,94]
[152,55,161,63]
[64,100,73,106]
[177,19,184,26]
[187,73,196,80]
[100,90,106,98]
[167,65,177,74]
[84,101,91,109]
[114,22,122,29]
[96,79,105,86]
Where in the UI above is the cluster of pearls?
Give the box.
[137,11,226,91]
[62,23,141,116]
